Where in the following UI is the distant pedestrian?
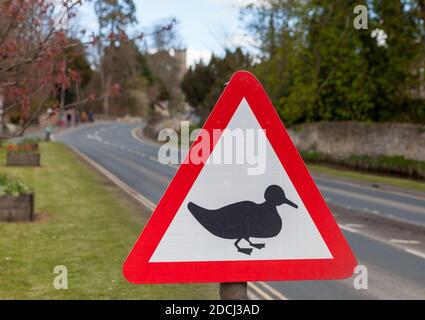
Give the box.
[66,113,72,127]
[44,126,52,141]
[88,110,95,122]
[81,110,88,123]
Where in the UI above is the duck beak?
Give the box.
[285,198,298,209]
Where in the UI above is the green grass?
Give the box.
[308,163,425,193]
[301,151,425,180]
[0,142,217,299]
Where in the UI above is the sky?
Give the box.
[76,0,256,67]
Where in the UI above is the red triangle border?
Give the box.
[123,71,357,284]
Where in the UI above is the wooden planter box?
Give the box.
[6,152,40,167]
[0,194,34,222]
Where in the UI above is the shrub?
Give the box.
[0,174,32,196]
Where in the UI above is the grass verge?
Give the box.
[301,151,425,180]
[0,142,217,299]
[308,163,425,193]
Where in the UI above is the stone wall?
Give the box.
[288,122,425,161]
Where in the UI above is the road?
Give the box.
[57,121,425,300]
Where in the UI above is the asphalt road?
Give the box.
[57,121,425,300]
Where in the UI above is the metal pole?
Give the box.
[219,282,247,300]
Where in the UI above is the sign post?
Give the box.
[219,283,247,300]
[123,71,356,297]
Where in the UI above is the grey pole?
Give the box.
[219,282,248,300]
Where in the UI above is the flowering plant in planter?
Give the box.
[7,144,32,153]
[6,144,41,166]
[0,174,34,222]
[0,174,32,196]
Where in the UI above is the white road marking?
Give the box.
[319,185,425,215]
[257,281,288,300]
[390,239,421,245]
[345,224,364,229]
[248,283,273,300]
[131,126,146,144]
[131,126,183,168]
[340,224,425,260]
[317,175,425,203]
[339,224,359,233]
[404,248,425,260]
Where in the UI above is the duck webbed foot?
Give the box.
[234,239,253,255]
[249,242,265,249]
[238,248,253,255]
[246,238,265,249]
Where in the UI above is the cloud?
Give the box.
[186,48,213,68]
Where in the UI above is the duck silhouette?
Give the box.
[187,185,298,255]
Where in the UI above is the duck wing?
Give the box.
[187,201,257,239]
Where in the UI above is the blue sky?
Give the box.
[77,0,254,67]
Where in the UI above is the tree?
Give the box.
[0,0,175,138]
[241,0,425,124]
[181,48,252,121]
[0,0,115,138]
[94,0,137,39]
[182,64,215,108]
[94,0,137,114]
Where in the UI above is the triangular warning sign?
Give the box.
[123,71,357,284]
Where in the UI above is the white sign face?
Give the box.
[150,98,332,263]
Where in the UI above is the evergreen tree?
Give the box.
[181,48,252,121]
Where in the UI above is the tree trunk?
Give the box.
[0,90,4,137]
[103,74,111,115]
